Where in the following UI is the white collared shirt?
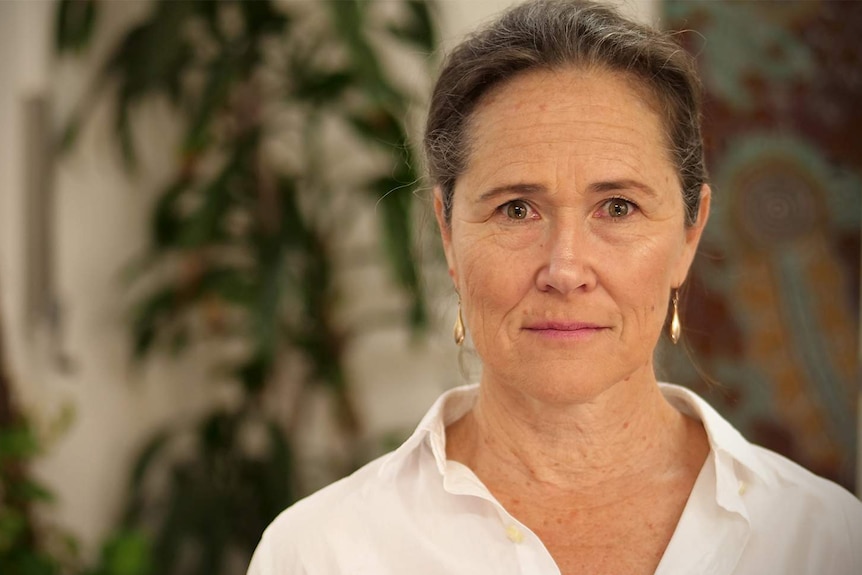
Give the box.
[247,383,862,575]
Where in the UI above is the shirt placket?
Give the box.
[655,452,751,575]
[443,459,561,574]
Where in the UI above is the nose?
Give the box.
[535,219,597,295]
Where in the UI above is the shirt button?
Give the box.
[738,480,747,495]
[505,524,524,543]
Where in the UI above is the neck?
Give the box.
[446,370,702,496]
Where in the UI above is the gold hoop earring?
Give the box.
[453,301,465,345]
[670,289,681,344]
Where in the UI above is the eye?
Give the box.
[504,200,531,220]
[602,197,636,218]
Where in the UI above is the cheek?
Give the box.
[457,239,526,299]
[450,222,535,287]
[452,233,536,328]
[614,236,682,318]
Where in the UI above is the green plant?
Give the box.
[0,421,61,575]
[0,320,150,575]
[0,308,78,575]
[56,1,437,574]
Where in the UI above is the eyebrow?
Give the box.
[477,183,545,202]
[477,179,659,202]
[589,179,659,198]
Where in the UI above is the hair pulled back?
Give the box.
[424,0,706,226]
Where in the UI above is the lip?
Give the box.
[525,321,603,331]
[522,321,607,340]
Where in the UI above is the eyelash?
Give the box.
[498,199,535,221]
[498,197,638,221]
[598,196,638,219]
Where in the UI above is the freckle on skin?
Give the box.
[623,421,630,429]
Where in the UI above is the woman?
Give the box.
[248,1,862,573]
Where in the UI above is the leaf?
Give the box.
[178,175,233,248]
[131,287,180,360]
[388,0,438,53]
[260,422,293,512]
[168,327,190,357]
[7,478,55,505]
[200,268,256,308]
[182,53,236,155]
[151,177,192,249]
[55,0,98,54]
[235,355,270,395]
[96,529,152,575]
[0,425,39,462]
[116,95,137,171]
[252,250,283,367]
[179,132,259,248]
[0,510,27,552]
[276,177,310,248]
[293,71,354,105]
[56,115,82,154]
[328,0,400,107]
[129,429,172,493]
[240,0,290,37]
[104,1,197,169]
[0,552,59,575]
[200,411,237,452]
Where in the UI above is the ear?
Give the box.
[433,186,458,284]
[673,184,711,287]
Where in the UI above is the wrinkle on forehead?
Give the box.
[460,66,677,192]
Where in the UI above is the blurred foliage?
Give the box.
[118,409,293,575]
[0,420,62,575]
[56,1,438,574]
[0,343,151,575]
[0,276,63,575]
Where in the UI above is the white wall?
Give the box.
[0,0,658,553]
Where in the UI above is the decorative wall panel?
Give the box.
[663,0,861,489]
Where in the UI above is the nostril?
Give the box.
[537,255,596,295]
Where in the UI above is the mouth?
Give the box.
[522,321,607,340]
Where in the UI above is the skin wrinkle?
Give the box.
[450,66,685,228]
[435,67,712,574]
[440,65,709,422]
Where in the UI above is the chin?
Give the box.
[484,364,621,406]
[483,350,657,405]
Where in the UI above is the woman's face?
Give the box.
[435,67,710,404]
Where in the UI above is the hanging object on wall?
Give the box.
[22,94,73,374]
[663,0,861,491]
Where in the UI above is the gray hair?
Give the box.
[424,0,706,226]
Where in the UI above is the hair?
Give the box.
[424,0,707,227]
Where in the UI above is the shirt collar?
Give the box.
[379,382,775,503]
[378,383,479,478]
[659,383,775,487]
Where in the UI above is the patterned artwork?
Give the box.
[662,1,861,489]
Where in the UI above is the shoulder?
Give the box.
[247,430,439,575]
[661,382,862,570]
[749,443,862,523]
[740,445,862,572]
[249,451,397,572]
[246,385,476,575]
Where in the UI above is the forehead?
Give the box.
[460,67,675,190]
